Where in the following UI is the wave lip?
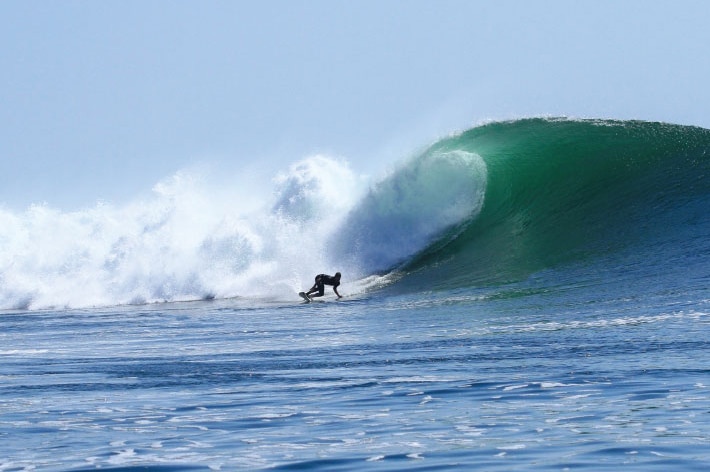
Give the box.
[330,149,487,274]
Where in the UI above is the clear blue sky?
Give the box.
[2,0,709,209]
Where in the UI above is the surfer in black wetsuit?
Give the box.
[305,272,342,300]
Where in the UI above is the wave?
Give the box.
[391,118,710,290]
[1,118,709,310]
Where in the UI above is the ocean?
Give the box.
[1,118,709,470]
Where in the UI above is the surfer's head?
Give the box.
[335,272,341,279]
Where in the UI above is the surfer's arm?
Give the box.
[333,286,342,298]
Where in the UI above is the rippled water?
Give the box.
[1,282,709,471]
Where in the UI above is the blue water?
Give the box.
[2,118,710,470]
[2,275,708,470]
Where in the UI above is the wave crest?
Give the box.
[331,149,487,273]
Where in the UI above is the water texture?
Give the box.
[1,118,709,470]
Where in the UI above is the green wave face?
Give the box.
[402,118,710,289]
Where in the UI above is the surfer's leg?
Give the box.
[307,276,324,297]
[305,281,318,296]
[310,284,326,298]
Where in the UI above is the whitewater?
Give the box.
[0,144,485,310]
[1,117,709,470]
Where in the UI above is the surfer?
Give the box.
[303,272,342,301]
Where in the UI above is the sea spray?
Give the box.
[330,149,487,273]
[0,156,364,310]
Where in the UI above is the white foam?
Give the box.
[0,349,48,355]
[0,156,365,310]
[503,384,529,391]
[0,146,493,310]
[107,448,136,465]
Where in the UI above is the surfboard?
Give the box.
[298,292,311,303]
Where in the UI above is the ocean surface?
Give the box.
[1,118,709,470]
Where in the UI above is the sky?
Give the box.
[2,0,709,210]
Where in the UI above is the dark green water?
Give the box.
[396,118,710,290]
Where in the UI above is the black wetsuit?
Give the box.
[313,274,340,296]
